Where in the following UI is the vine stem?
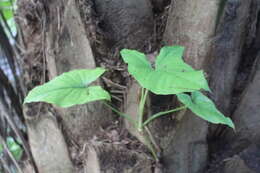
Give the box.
[102,93,186,162]
[138,88,148,132]
[142,106,187,127]
[142,130,159,161]
[102,101,137,127]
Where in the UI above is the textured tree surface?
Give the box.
[15,0,260,172]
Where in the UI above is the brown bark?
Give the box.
[45,0,113,144]
[94,0,154,50]
[152,0,220,172]
[23,104,74,173]
[18,0,110,171]
[85,141,153,173]
[226,55,260,151]
[208,0,252,117]
[208,0,260,154]
[207,1,260,172]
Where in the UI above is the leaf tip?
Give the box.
[228,119,235,130]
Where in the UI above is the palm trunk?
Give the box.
[17,0,260,172]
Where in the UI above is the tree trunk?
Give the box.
[17,0,260,172]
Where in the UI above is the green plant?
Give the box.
[0,0,17,37]
[24,46,234,160]
[24,68,111,107]
[0,136,23,160]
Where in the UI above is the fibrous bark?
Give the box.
[18,0,112,171]
[85,141,153,173]
[208,0,252,117]
[208,0,260,153]
[18,0,74,172]
[23,104,74,173]
[218,1,260,153]
[226,55,260,151]
[45,0,113,144]
[94,0,154,50]
[154,0,220,172]
[164,0,219,68]
[207,1,260,172]
[207,145,260,173]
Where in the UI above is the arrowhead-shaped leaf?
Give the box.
[120,46,210,95]
[24,68,111,107]
[176,91,235,129]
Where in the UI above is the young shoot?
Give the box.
[24,46,235,160]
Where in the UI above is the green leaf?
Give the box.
[7,137,23,160]
[0,0,13,7]
[0,137,23,160]
[120,46,210,95]
[120,49,153,90]
[1,8,13,20]
[0,0,17,36]
[155,46,188,70]
[176,91,235,129]
[0,143,3,153]
[24,68,111,107]
[0,0,14,21]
